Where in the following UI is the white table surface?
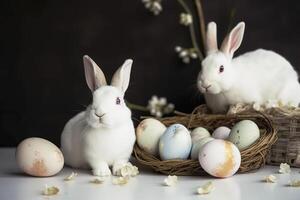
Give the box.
[0,148,300,200]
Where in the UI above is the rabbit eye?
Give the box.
[116,97,121,105]
[219,65,224,73]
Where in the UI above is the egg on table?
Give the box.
[16,137,64,177]
[212,126,231,140]
[190,127,210,144]
[159,124,192,160]
[228,120,260,151]
[199,139,241,178]
[190,137,214,159]
[136,118,167,155]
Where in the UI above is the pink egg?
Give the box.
[199,139,241,178]
[212,126,231,139]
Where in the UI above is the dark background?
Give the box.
[1,0,299,147]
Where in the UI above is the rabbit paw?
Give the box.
[92,165,111,177]
[112,160,129,176]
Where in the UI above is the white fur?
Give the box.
[198,22,300,113]
[61,55,135,176]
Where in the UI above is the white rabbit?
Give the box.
[61,55,136,176]
[197,21,300,113]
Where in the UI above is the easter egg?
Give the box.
[159,124,192,160]
[228,120,260,151]
[190,127,210,144]
[199,139,241,178]
[190,137,214,159]
[136,118,167,155]
[212,126,231,139]
[16,137,64,177]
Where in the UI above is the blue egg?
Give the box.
[159,124,192,160]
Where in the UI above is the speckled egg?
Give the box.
[190,127,210,144]
[212,126,231,139]
[159,124,192,160]
[228,120,260,151]
[199,139,241,178]
[16,137,64,177]
[136,118,167,155]
[190,137,214,159]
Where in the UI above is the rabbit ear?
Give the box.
[220,22,245,58]
[83,55,107,92]
[206,22,218,55]
[111,59,133,93]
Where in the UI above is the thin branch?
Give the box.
[227,7,236,33]
[140,110,182,119]
[125,100,149,112]
[176,0,204,61]
[194,0,206,56]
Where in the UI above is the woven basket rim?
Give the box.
[133,106,278,176]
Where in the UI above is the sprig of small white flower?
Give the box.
[147,95,175,118]
[264,174,277,183]
[164,175,178,186]
[179,13,192,26]
[142,0,162,15]
[279,163,291,174]
[175,46,198,63]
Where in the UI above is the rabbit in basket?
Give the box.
[61,55,136,176]
[197,21,300,113]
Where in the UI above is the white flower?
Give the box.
[197,181,214,195]
[112,177,129,185]
[142,0,162,15]
[164,103,174,114]
[175,46,198,64]
[147,95,175,117]
[179,49,188,58]
[164,175,178,186]
[180,13,193,26]
[289,180,300,187]
[265,100,278,109]
[120,163,139,177]
[149,95,159,107]
[158,97,167,105]
[279,163,291,174]
[182,57,190,64]
[155,111,162,118]
[90,178,104,184]
[175,46,182,52]
[190,52,198,59]
[264,175,277,183]
[253,102,261,111]
[64,172,78,181]
[42,185,59,196]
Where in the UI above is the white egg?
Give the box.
[190,137,214,159]
[190,127,210,144]
[159,124,192,160]
[228,120,260,151]
[16,137,64,177]
[136,118,167,155]
[212,126,231,139]
[199,139,241,178]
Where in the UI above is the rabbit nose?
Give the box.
[200,78,209,85]
[201,80,211,88]
[202,84,212,92]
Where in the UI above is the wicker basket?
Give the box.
[133,107,277,176]
[265,109,300,167]
[226,104,300,167]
